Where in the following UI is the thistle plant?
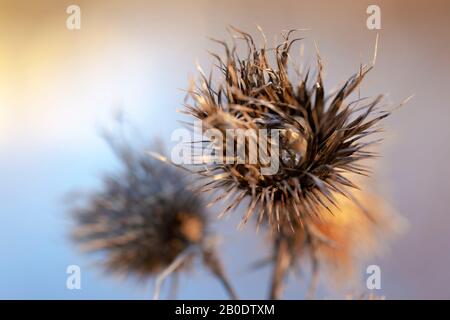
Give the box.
[68,27,405,300]
[268,190,400,299]
[179,27,404,299]
[184,27,390,231]
[69,134,237,299]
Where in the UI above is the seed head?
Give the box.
[70,139,206,278]
[184,28,390,229]
[281,190,401,286]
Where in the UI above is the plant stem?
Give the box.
[153,248,192,300]
[269,235,291,300]
[203,247,238,300]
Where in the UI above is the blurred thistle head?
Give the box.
[279,190,404,289]
[183,27,393,229]
[70,136,207,278]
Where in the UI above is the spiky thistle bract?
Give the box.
[184,27,390,230]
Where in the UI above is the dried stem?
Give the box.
[269,234,291,300]
[153,248,192,300]
[306,246,319,299]
[203,247,238,300]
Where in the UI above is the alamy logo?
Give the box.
[66,265,81,290]
[170,120,281,175]
[366,5,381,30]
[366,265,381,290]
[66,5,81,30]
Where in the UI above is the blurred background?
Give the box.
[1,0,449,299]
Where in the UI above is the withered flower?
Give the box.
[184,27,390,230]
[269,190,403,299]
[70,135,237,299]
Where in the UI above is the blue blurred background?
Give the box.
[1,0,450,299]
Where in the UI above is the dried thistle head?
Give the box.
[184,27,390,229]
[70,138,206,278]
